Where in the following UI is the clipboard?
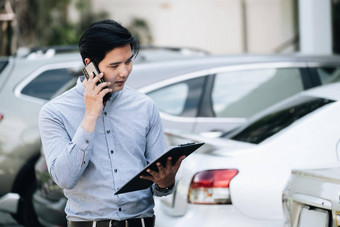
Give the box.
[115,142,205,195]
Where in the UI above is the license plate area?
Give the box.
[298,206,330,227]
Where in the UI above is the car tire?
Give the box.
[12,179,42,227]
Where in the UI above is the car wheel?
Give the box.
[12,178,42,227]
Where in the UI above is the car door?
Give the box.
[193,63,311,135]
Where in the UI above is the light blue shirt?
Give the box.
[39,76,171,221]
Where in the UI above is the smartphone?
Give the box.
[82,62,105,85]
[82,62,111,102]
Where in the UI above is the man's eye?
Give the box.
[125,59,132,64]
[111,65,119,68]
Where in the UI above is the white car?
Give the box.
[155,82,340,227]
[283,164,340,227]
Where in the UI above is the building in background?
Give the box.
[89,0,299,54]
[299,0,332,54]
[0,0,337,56]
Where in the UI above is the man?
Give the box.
[39,19,185,227]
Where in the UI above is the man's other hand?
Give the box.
[140,155,186,189]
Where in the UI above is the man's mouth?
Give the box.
[115,81,125,86]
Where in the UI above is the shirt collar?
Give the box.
[75,76,86,95]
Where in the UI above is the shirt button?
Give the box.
[104,112,107,116]
[118,208,122,211]
[106,130,110,134]
[114,169,118,173]
[85,139,89,144]
[111,150,114,154]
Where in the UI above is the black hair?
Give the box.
[78,19,139,65]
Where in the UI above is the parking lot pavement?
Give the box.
[0,212,23,226]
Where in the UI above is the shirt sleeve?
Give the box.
[152,180,177,197]
[39,104,94,190]
[144,101,175,197]
[144,102,168,165]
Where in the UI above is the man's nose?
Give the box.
[118,65,129,78]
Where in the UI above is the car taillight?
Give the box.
[188,169,238,205]
[0,113,3,122]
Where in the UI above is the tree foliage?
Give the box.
[1,0,109,55]
[1,0,153,56]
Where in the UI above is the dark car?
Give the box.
[31,54,340,226]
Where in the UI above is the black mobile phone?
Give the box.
[82,62,111,102]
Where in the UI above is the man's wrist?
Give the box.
[155,183,175,193]
[81,114,99,132]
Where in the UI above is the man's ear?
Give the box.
[84,58,91,65]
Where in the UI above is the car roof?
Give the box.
[128,54,340,89]
[248,81,340,120]
[222,81,340,143]
[8,51,340,91]
[16,50,340,66]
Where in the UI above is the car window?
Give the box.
[21,68,79,100]
[317,67,340,85]
[211,68,304,118]
[148,83,188,115]
[227,96,334,144]
[147,77,205,117]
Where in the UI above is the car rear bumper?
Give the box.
[154,198,283,227]
[32,190,67,226]
[0,193,20,213]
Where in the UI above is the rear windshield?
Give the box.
[226,96,334,144]
[0,59,8,74]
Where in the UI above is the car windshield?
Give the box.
[225,96,334,144]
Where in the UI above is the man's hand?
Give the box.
[140,155,186,189]
[81,72,111,132]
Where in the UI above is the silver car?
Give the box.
[0,46,206,226]
[283,164,340,227]
[1,50,340,226]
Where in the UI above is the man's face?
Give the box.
[98,44,133,92]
